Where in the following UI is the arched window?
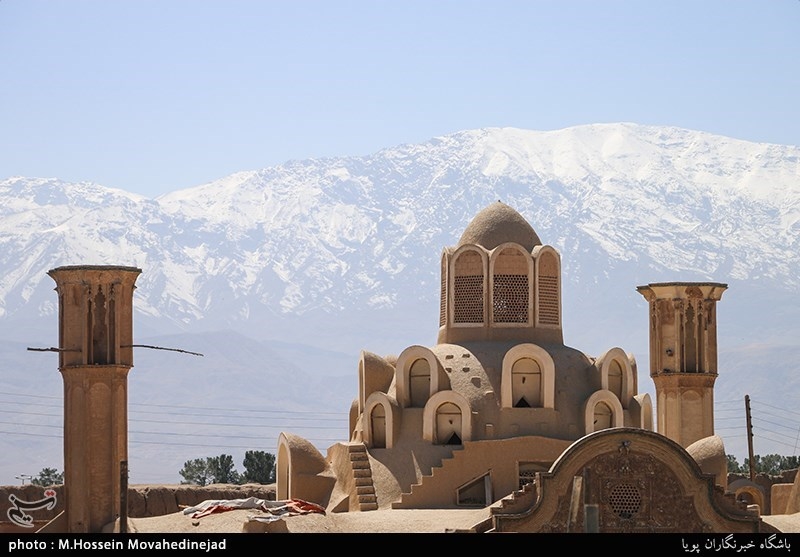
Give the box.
[409,358,431,408]
[364,393,399,449]
[593,402,613,431]
[436,402,463,445]
[511,358,542,408]
[423,391,472,444]
[453,250,485,324]
[583,391,624,434]
[501,344,555,410]
[370,404,386,449]
[596,347,635,409]
[608,360,623,400]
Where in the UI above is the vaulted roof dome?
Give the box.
[457,201,542,252]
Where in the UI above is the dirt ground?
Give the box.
[118,506,800,534]
[121,506,495,534]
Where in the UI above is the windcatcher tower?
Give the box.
[48,265,141,533]
[636,282,727,448]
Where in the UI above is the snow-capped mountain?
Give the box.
[1,123,798,485]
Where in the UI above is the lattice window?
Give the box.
[454,277,483,323]
[537,251,560,326]
[453,250,485,324]
[518,470,536,490]
[517,462,546,491]
[439,258,447,327]
[609,483,642,519]
[493,274,529,323]
[538,276,559,325]
[492,247,530,324]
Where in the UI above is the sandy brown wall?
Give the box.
[0,483,276,533]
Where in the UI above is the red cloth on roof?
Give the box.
[184,497,326,520]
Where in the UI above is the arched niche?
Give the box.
[595,347,636,408]
[583,390,625,434]
[363,392,400,449]
[422,390,472,444]
[395,346,446,408]
[500,343,555,409]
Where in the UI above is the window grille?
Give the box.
[439,259,447,327]
[609,483,641,519]
[518,462,547,491]
[453,251,485,324]
[493,274,529,323]
[538,275,559,325]
[454,276,484,323]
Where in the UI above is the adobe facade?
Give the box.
[276,201,766,532]
[42,266,141,533]
[22,203,779,533]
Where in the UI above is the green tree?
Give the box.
[208,454,241,484]
[241,450,276,484]
[179,458,214,486]
[31,467,63,486]
[179,454,243,485]
[726,454,744,474]
[743,453,800,476]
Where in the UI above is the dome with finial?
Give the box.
[457,201,542,252]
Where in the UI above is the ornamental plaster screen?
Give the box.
[536,248,560,327]
[491,246,531,324]
[453,249,485,324]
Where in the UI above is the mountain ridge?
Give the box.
[1,122,798,484]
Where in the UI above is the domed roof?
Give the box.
[457,202,542,251]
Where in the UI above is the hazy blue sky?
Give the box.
[2,0,798,197]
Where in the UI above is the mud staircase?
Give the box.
[348,443,378,511]
[392,444,467,509]
[392,441,540,513]
[469,481,538,533]
[490,479,538,515]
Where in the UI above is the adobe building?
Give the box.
[276,201,768,533]
[40,265,141,533]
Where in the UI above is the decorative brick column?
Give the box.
[636,282,727,448]
[48,266,141,533]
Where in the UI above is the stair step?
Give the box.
[359,502,378,512]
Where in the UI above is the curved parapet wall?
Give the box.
[492,428,763,533]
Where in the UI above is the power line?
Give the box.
[750,400,800,418]
[0,391,348,417]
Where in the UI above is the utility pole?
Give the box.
[745,394,755,481]
[120,461,128,534]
